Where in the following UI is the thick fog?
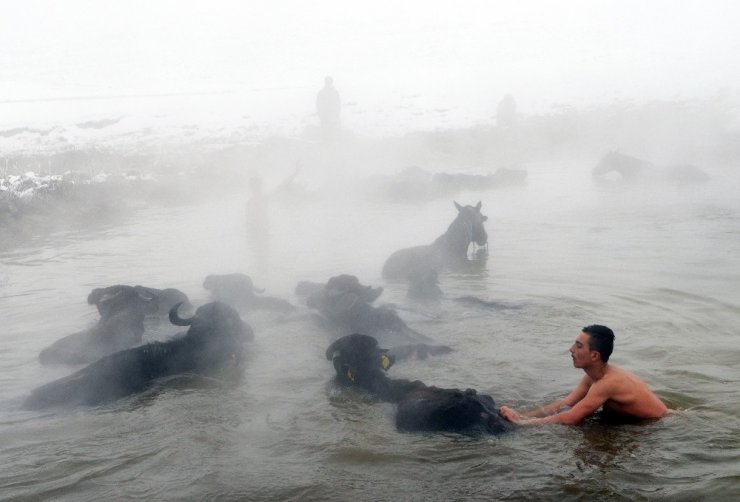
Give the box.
[2,0,739,128]
[2,0,739,271]
[3,3,740,499]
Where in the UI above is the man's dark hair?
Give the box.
[582,324,615,362]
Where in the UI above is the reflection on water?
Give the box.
[1,167,740,500]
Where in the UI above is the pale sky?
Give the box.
[1,0,739,128]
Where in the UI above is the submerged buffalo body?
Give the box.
[593,151,709,185]
[204,273,295,313]
[325,334,511,435]
[24,302,253,409]
[300,275,451,359]
[395,386,507,434]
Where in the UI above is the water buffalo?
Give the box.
[365,166,526,203]
[24,302,253,409]
[593,151,710,185]
[39,284,193,366]
[129,285,192,317]
[39,285,160,365]
[325,334,511,435]
[203,273,295,313]
[297,274,451,360]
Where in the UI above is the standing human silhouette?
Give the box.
[245,175,270,277]
[316,76,341,141]
[496,93,518,129]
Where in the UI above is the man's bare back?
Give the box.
[499,326,667,426]
[583,364,667,419]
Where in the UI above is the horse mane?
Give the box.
[432,207,473,254]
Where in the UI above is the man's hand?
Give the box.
[499,406,522,424]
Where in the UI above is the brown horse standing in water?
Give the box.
[381,201,488,281]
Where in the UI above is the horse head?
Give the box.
[454,201,488,246]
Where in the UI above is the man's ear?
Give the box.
[589,350,600,362]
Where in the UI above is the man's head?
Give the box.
[579,324,615,363]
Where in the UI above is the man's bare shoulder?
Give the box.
[590,364,642,392]
[602,364,647,383]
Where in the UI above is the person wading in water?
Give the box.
[500,325,667,425]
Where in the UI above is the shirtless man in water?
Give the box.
[500,325,667,425]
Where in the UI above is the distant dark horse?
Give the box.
[382,201,488,281]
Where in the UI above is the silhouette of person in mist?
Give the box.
[245,165,302,273]
[246,175,269,244]
[316,76,341,141]
[496,93,518,128]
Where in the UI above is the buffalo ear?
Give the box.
[475,201,482,211]
[454,201,463,211]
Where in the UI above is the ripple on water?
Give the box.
[2,182,740,500]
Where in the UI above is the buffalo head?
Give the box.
[87,285,159,318]
[169,301,254,341]
[325,333,394,386]
[203,273,265,300]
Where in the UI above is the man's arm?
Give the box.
[500,375,593,423]
[511,379,611,426]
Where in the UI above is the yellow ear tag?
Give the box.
[381,355,391,370]
[346,368,355,382]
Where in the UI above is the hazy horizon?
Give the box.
[1,0,739,136]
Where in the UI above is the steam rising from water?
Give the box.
[1,3,740,499]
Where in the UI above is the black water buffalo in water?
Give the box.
[39,285,157,365]
[593,151,709,185]
[24,302,253,409]
[39,285,192,366]
[203,273,295,313]
[128,285,192,317]
[325,334,511,435]
[382,201,489,281]
[365,165,526,203]
[297,274,451,360]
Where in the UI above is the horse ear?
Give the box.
[454,201,463,211]
[475,201,482,211]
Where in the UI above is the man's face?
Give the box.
[570,332,598,368]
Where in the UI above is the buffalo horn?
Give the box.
[169,302,193,326]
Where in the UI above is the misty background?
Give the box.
[3,2,740,500]
[1,0,739,148]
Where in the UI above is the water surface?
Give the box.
[1,164,739,500]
